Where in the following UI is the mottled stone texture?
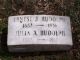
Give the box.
[7,15,73,52]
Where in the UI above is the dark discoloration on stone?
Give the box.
[8,45,72,53]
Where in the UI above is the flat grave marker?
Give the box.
[7,15,73,52]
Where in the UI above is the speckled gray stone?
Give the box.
[7,15,73,52]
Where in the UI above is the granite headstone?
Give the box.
[7,15,73,52]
